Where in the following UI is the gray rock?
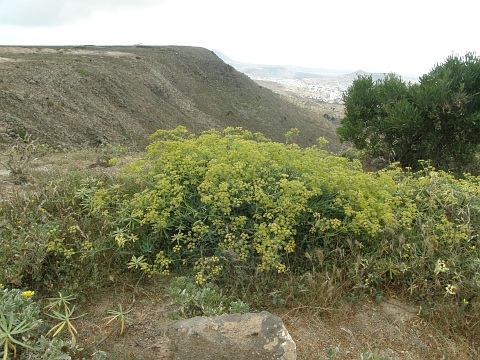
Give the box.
[167,311,296,360]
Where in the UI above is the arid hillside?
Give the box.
[0,45,341,151]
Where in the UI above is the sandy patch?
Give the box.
[0,46,134,58]
[0,57,16,62]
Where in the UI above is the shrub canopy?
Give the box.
[337,53,480,172]
[80,127,480,304]
[1,127,479,305]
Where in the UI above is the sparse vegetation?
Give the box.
[0,285,84,359]
[0,133,38,184]
[103,304,134,336]
[0,45,341,150]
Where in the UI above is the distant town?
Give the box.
[249,76,347,103]
[214,50,419,104]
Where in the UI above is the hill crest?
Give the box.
[0,45,341,151]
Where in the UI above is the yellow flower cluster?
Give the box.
[194,256,223,285]
[22,290,35,297]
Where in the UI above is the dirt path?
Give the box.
[70,278,475,360]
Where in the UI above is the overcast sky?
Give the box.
[0,0,478,76]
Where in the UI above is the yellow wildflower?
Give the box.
[21,290,35,297]
[444,284,456,297]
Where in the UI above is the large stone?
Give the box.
[166,311,296,360]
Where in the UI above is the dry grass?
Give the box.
[70,276,477,360]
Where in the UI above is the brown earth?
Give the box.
[0,45,342,152]
[72,277,475,360]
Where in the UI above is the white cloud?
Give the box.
[0,0,478,75]
[0,0,164,26]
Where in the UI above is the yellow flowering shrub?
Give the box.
[93,127,407,282]
[75,127,479,302]
[365,164,480,300]
[1,126,479,304]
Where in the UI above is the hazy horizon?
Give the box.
[1,0,478,76]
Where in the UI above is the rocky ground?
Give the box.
[72,277,475,360]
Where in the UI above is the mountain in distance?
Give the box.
[344,70,388,81]
[214,50,418,104]
[214,50,419,82]
[213,50,349,80]
[343,70,419,83]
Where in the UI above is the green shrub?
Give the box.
[2,126,479,337]
[81,127,480,310]
[2,126,480,309]
[338,53,480,173]
[90,127,401,284]
[0,285,83,359]
[167,276,249,319]
[372,164,480,302]
[0,170,122,293]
